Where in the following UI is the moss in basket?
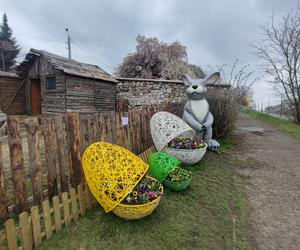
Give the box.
[168,137,206,149]
[122,176,163,205]
[165,167,191,183]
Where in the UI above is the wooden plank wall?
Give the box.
[0,76,26,115]
[95,80,116,112]
[66,76,96,113]
[41,73,66,113]
[26,55,66,114]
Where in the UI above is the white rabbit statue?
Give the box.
[182,73,220,151]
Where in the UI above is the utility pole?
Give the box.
[65,28,71,59]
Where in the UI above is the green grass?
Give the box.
[37,142,249,250]
[242,108,300,140]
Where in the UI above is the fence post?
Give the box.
[31,206,42,247]
[19,212,33,250]
[42,199,52,240]
[79,114,89,158]
[24,118,43,205]
[98,112,107,142]
[78,184,86,216]
[55,115,69,192]
[67,113,82,187]
[42,117,58,199]
[7,116,27,214]
[70,188,78,221]
[0,141,8,223]
[52,196,62,232]
[4,219,18,250]
[128,111,135,153]
[110,111,116,144]
[87,114,93,145]
[92,113,99,142]
[62,192,70,225]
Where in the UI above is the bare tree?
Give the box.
[253,7,300,124]
[208,59,258,105]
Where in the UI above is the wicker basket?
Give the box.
[112,176,163,220]
[148,152,181,182]
[150,111,207,165]
[148,152,191,191]
[83,142,153,212]
[163,177,191,191]
[163,144,207,165]
[150,111,195,152]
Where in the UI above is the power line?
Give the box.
[15,33,64,43]
[71,39,115,71]
[45,41,66,52]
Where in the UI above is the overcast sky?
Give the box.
[1,0,298,107]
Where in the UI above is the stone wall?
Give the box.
[116,77,187,109]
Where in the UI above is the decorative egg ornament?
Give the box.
[150,112,207,165]
[82,142,163,219]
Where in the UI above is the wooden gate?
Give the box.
[30,79,41,115]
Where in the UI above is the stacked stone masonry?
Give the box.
[116,77,187,109]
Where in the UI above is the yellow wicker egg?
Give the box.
[82,142,149,213]
[112,176,163,220]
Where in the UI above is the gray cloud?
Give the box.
[1,0,298,104]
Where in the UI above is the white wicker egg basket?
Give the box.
[150,111,207,165]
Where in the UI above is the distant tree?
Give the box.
[0,13,20,71]
[252,7,300,124]
[116,35,205,79]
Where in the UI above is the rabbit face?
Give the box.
[182,72,220,101]
[185,79,207,100]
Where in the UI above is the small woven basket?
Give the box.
[148,152,181,182]
[164,143,207,165]
[163,177,191,191]
[112,176,163,220]
[150,111,207,165]
[148,152,191,191]
[150,111,195,152]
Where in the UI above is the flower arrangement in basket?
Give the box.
[150,111,207,165]
[82,142,163,220]
[148,152,192,191]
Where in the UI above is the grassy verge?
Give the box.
[242,108,300,140]
[37,141,249,250]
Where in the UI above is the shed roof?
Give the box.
[16,49,117,83]
[0,71,19,78]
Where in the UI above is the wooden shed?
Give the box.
[16,49,118,114]
[0,71,26,115]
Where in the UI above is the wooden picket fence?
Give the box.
[0,102,183,249]
[0,146,157,250]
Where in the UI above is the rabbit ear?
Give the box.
[205,72,220,85]
[182,74,192,86]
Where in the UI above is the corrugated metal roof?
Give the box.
[17,48,117,83]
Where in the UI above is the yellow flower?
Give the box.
[133,191,138,197]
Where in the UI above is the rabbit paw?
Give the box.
[208,139,220,151]
[201,124,207,131]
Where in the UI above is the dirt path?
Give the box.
[234,113,300,250]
